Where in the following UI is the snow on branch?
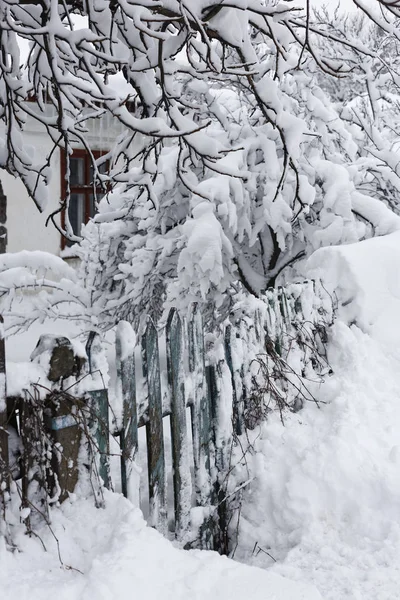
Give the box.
[1,0,400,323]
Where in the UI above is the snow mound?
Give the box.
[237,322,400,599]
[1,491,321,600]
[307,230,400,345]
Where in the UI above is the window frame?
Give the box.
[60,148,108,250]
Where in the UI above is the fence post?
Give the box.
[207,338,235,555]
[0,181,7,255]
[268,289,283,356]
[0,316,7,473]
[142,318,167,533]
[188,304,213,548]
[115,321,138,502]
[166,309,191,542]
[28,335,88,505]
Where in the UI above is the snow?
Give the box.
[236,319,400,600]
[6,361,48,398]
[307,230,400,345]
[4,232,400,599]
[178,201,233,299]
[115,320,136,363]
[4,1,400,597]
[1,491,321,600]
[233,232,400,599]
[0,252,77,281]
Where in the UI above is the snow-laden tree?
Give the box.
[1,0,400,328]
[313,8,400,220]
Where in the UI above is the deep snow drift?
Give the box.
[1,491,321,600]
[236,322,400,599]
[235,233,400,599]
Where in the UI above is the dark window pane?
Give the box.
[61,150,109,250]
[89,192,105,219]
[68,193,86,239]
[90,158,108,185]
[99,161,108,174]
[70,157,85,185]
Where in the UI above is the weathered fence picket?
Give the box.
[206,354,231,555]
[142,318,167,533]
[86,332,111,492]
[278,286,291,325]
[116,321,138,502]
[188,305,214,548]
[166,309,191,541]
[188,305,212,507]
[87,389,111,491]
[0,316,8,483]
[225,325,244,437]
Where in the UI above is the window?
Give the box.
[60,149,108,248]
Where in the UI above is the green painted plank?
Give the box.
[206,350,233,555]
[278,286,291,327]
[88,388,111,491]
[188,305,214,549]
[224,325,243,436]
[86,332,111,493]
[166,309,191,541]
[270,289,281,356]
[0,316,8,486]
[142,318,167,533]
[116,322,138,501]
[188,305,212,506]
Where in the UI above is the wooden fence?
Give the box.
[112,305,219,547]
[94,282,331,551]
[0,281,332,553]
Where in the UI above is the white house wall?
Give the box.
[1,131,62,254]
[0,108,125,256]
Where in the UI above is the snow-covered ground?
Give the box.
[236,322,400,599]
[1,312,322,600]
[235,233,400,599]
[1,491,321,600]
[3,233,400,599]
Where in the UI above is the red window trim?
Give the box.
[60,148,108,250]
